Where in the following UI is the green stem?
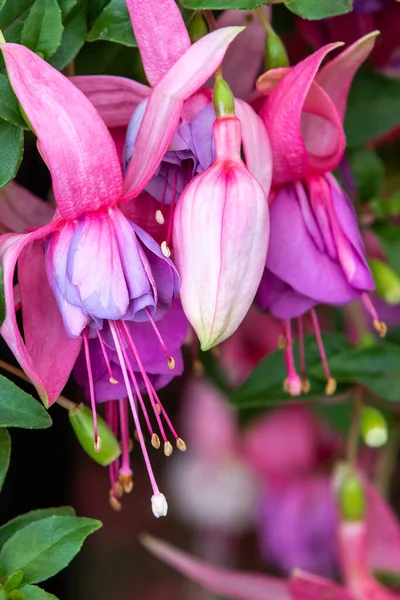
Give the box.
[255,7,273,34]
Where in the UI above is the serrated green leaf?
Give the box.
[0,428,10,492]
[180,0,265,7]
[0,507,75,548]
[87,0,136,46]
[21,0,63,59]
[0,376,51,429]
[284,0,351,19]
[0,120,23,188]
[87,0,110,25]
[49,1,88,70]
[345,69,400,147]
[20,585,57,600]
[0,74,26,129]
[373,222,400,277]
[0,0,5,13]
[0,0,33,42]
[309,341,400,403]
[230,332,351,410]
[0,516,102,584]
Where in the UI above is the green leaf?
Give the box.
[49,1,88,70]
[0,428,11,492]
[20,585,57,600]
[87,0,136,46]
[0,0,34,42]
[348,147,384,202]
[0,376,51,429]
[21,0,63,59]
[0,507,75,548]
[0,120,23,188]
[345,69,400,148]
[0,74,26,128]
[0,0,5,13]
[313,401,352,434]
[57,0,76,18]
[0,516,102,584]
[309,341,400,403]
[87,0,110,25]
[230,332,351,410]
[179,0,265,7]
[372,222,400,277]
[284,0,352,19]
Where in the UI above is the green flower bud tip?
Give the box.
[339,472,365,522]
[9,592,23,600]
[369,259,400,304]
[69,404,121,467]
[213,78,235,118]
[264,31,290,71]
[188,13,208,44]
[361,406,388,448]
[3,571,23,593]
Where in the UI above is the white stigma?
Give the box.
[151,493,168,518]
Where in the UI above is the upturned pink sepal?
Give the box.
[173,117,269,350]
[258,43,345,185]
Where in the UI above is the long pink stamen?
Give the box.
[97,329,119,384]
[118,397,132,477]
[109,321,160,497]
[361,292,387,338]
[114,323,155,438]
[310,308,337,396]
[283,319,301,396]
[105,401,120,499]
[119,321,169,443]
[297,316,310,393]
[148,386,179,440]
[144,307,174,368]
[83,329,100,451]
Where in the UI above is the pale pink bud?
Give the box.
[173,116,269,350]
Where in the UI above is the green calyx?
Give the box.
[188,13,208,44]
[338,472,365,522]
[213,77,235,119]
[69,404,121,467]
[264,31,290,71]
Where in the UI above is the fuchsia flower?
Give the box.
[141,479,400,600]
[173,82,270,350]
[0,24,241,514]
[255,33,382,395]
[120,0,272,254]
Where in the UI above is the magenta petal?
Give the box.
[0,222,80,406]
[19,238,82,406]
[71,75,151,128]
[1,43,123,220]
[0,182,54,232]
[365,481,400,573]
[266,185,361,306]
[259,43,344,184]
[316,32,379,122]
[142,535,292,600]
[126,0,190,87]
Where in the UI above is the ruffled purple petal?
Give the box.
[257,270,317,319]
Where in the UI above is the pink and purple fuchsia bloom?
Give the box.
[0,24,240,514]
[255,33,384,395]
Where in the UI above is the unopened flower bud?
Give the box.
[338,471,365,522]
[3,570,23,593]
[151,493,168,518]
[369,259,400,304]
[264,31,290,70]
[69,404,121,467]
[361,406,388,448]
[188,13,208,43]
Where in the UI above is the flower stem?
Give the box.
[0,359,77,411]
[346,388,363,469]
[202,10,217,32]
[255,7,273,34]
